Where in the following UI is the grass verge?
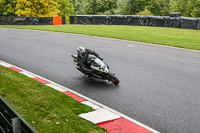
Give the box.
[0,24,200,51]
[0,65,107,133]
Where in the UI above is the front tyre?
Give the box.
[107,73,119,85]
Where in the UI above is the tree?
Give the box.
[82,0,117,14]
[137,8,153,16]
[146,0,170,16]
[0,0,17,16]
[55,0,74,16]
[123,0,150,15]
[169,0,190,17]
[153,0,170,16]
[54,0,74,20]
[190,0,200,17]
[15,0,60,17]
[114,0,127,14]
[70,0,82,14]
[169,0,200,17]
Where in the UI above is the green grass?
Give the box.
[0,65,107,133]
[0,24,200,50]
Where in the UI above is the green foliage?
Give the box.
[112,0,127,14]
[55,0,74,17]
[15,0,60,17]
[55,0,75,21]
[1,0,200,18]
[0,0,17,16]
[81,0,117,14]
[147,0,170,16]
[123,0,150,15]
[190,1,200,17]
[123,0,170,16]
[70,0,82,15]
[137,8,153,16]
[169,0,200,17]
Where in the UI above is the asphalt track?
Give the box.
[1,28,200,133]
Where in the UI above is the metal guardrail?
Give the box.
[70,15,200,30]
[0,95,37,133]
[0,17,66,25]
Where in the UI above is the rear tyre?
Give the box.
[107,73,119,85]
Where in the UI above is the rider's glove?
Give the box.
[99,57,103,61]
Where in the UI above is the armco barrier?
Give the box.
[0,17,65,25]
[108,15,127,25]
[126,15,145,26]
[197,18,200,30]
[164,17,181,28]
[70,15,200,30]
[170,12,181,17]
[37,17,53,25]
[69,16,75,24]
[0,95,37,133]
[92,15,109,25]
[75,15,93,24]
[145,16,165,27]
[181,17,198,29]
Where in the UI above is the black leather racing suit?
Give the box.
[77,49,102,75]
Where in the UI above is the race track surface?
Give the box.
[1,28,200,133]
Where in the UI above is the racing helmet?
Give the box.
[77,47,86,58]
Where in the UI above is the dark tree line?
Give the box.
[0,0,200,18]
[71,0,200,17]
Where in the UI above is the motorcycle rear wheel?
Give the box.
[107,73,119,85]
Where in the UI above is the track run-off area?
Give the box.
[0,28,200,133]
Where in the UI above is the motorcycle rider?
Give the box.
[77,47,103,75]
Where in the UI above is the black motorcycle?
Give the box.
[71,55,119,85]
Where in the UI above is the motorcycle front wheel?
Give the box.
[107,73,120,85]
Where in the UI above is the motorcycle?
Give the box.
[71,55,119,85]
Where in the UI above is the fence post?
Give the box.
[12,117,21,133]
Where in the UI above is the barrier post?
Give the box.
[0,95,37,133]
[12,117,21,133]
